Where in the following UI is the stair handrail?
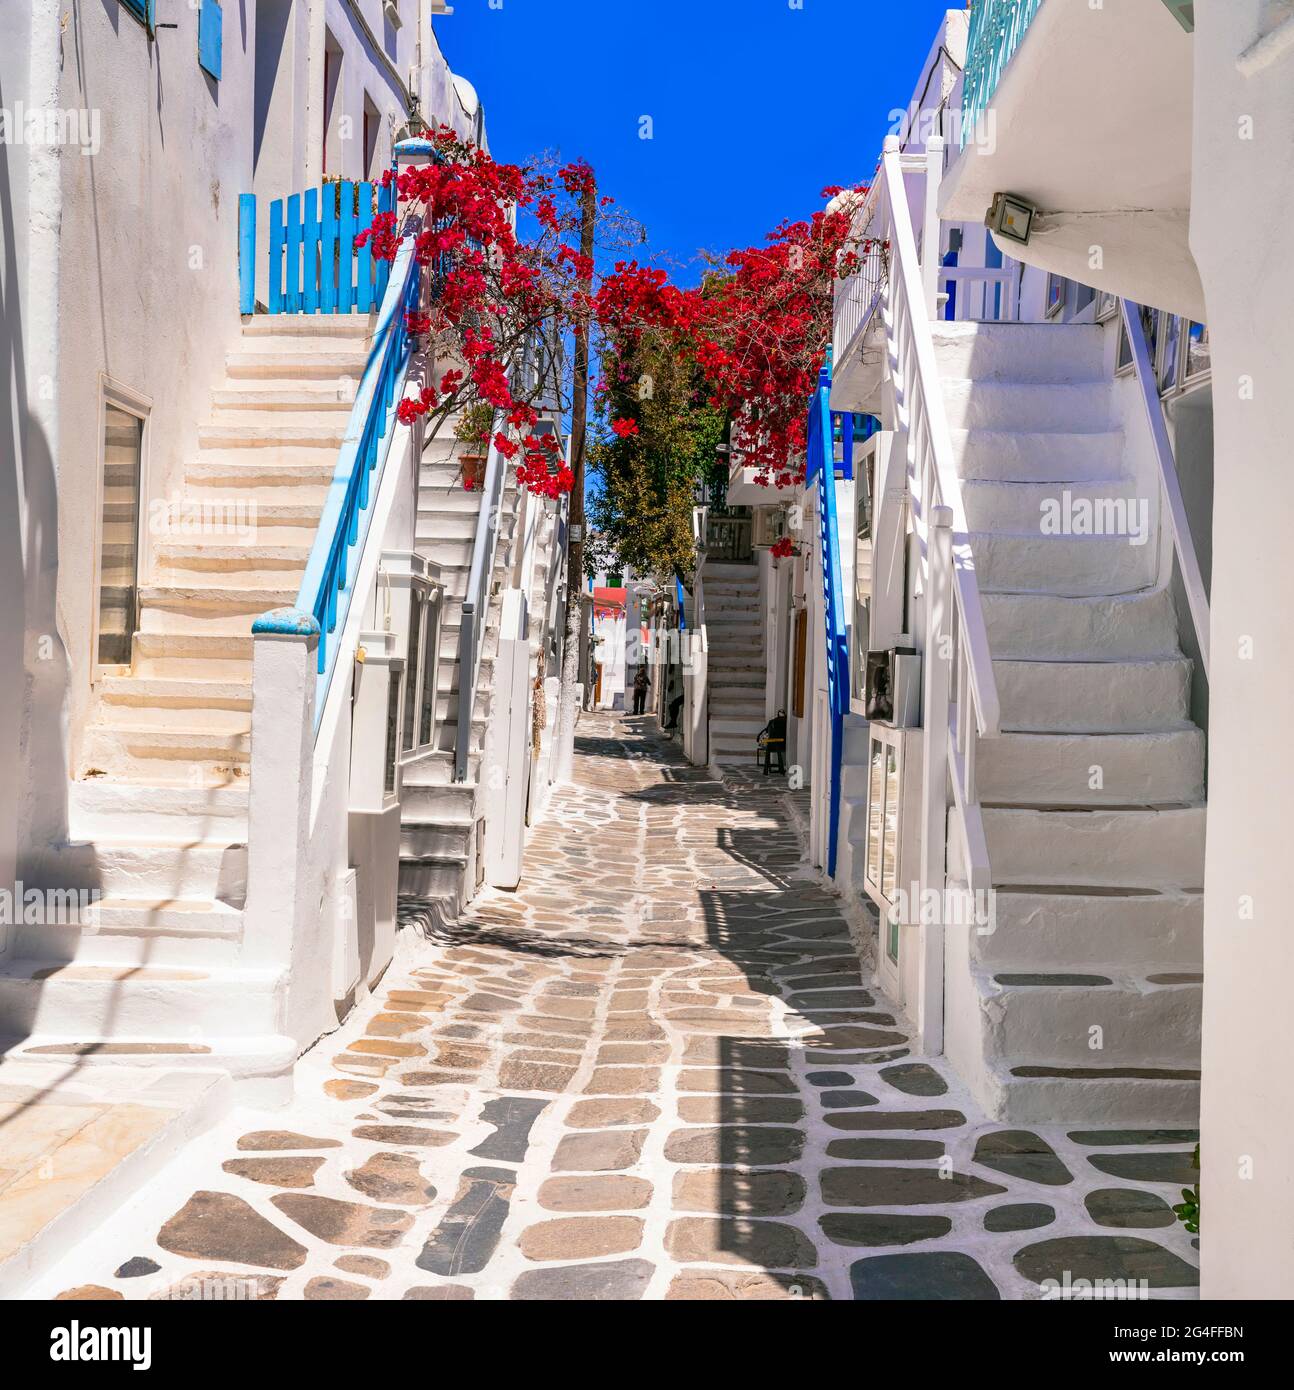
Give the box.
[288,233,423,731]
[879,136,1002,740]
[1120,299,1211,678]
[806,373,853,879]
[453,415,509,781]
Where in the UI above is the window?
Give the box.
[120,0,154,27]
[383,665,403,797]
[1158,312,1184,395]
[95,385,150,672]
[1045,272,1066,319]
[1185,322,1211,383]
[399,576,443,761]
[363,97,380,179]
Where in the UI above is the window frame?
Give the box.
[119,0,155,32]
[92,376,153,681]
[398,574,443,764]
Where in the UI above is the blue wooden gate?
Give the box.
[238,179,397,315]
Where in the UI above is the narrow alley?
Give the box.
[40,716,1200,1303]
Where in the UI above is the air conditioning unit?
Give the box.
[384,0,403,28]
[752,508,789,549]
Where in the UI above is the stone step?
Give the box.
[188,455,337,488]
[703,562,760,579]
[971,886,1203,973]
[708,666,766,683]
[225,351,368,380]
[198,422,347,450]
[942,379,1115,433]
[133,631,254,681]
[0,1063,232,1299]
[67,780,249,843]
[96,674,252,714]
[398,779,478,823]
[11,899,244,968]
[153,541,311,587]
[399,821,474,861]
[0,1034,299,1087]
[399,750,480,789]
[983,805,1206,890]
[212,387,357,412]
[970,968,1201,1070]
[979,1064,1200,1126]
[160,500,325,533]
[80,723,251,785]
[931,322,1109,384]
[137,584,298,636]
[710,716,766,737]
[397,855,468,907]
[962,477,1145,533]
[950,428,1126,484]
[32,838,248,906]
[972,532,1156,596]
[0,961,284,1037]
[240,313,372,342]
[982,588,1179,661]
[995,657,1192,732]
[976,728,1205,806]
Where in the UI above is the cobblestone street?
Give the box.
[44,715,1200,1301]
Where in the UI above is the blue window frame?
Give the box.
[120,0,154,27]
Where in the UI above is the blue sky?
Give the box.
[436,0,960,283]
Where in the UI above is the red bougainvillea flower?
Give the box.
[610,418,639,439]
[770,536,796,560]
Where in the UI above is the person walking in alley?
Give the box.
[632,665,650,716]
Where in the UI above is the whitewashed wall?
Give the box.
[1192,0,1294,1302]
[3,0,481,872]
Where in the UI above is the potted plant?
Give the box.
[454,403,494,490]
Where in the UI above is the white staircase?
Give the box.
[5,316,378,1083]
[395,433,524,915]
[937,321,1205,1124]
[702,561,767,765]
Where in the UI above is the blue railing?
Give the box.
[804,363,851,880]
[238,178,397,315]
[961,0,1046,147]
[284,235,423,727]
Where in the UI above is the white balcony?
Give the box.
[939,0,1203,319]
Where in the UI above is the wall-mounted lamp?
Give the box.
[986,191,1038,247]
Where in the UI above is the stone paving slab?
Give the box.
[34,714,1200,1301]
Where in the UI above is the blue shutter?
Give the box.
[198,0,223,80]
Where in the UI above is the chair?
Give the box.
[756,710,787,775]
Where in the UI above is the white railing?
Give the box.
[832,179,886,380]
[879,137,1001,742]
[1121,299,1211,677]
[453,422,509,782]
[939,266,1018,323]
[834,145,1022,380]
[682,505,710,767]
[875,134,1001,1051]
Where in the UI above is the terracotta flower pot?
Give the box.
[460,452,487,491]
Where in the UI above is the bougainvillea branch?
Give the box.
[358,127,622,496]
[362,126,864,502]
[594,186,866,492]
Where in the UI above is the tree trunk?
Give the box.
[553,174,597,782]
